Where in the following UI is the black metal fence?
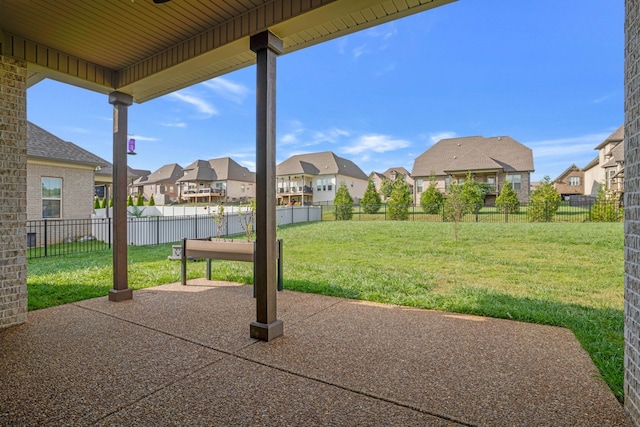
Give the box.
[321,201,624,223]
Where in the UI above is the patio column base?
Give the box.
[250,320,283,341]
[108,288,133,302]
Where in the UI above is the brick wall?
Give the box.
[0,55,28,328]
[26,162,96,220]
[626,0,640,424]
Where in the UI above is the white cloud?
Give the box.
[311,128,350,144]
[202,77,250,104]
[428,131,457,145]
[129,135,158,142]
[160,122,187,128]
[526,133,611,157]
[281,133,298,144]
[167,91,218,117]
[240,160,256,172]
[342,134,410,155]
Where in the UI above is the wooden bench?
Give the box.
[181,238,283,293]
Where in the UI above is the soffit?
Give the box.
[0,0,454,103]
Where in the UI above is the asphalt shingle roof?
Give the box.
[276,151,367,180]
[177,157,255,183]
[27,122,108,167]
[411,136,534,177]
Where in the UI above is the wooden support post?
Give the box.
[249,30,284,342]
[108,92,133,301]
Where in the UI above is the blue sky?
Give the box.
[27,0,623,182]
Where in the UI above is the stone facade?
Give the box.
[0,55,28,328]
[627,0,640,424]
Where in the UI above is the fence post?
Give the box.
[44,219,48,257]
[442,203,446,222]
[195,214,198,238]
[475,203,479,222]
[156,216,160,246]
[505,207,509,223]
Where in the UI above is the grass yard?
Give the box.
[27,221,624,400]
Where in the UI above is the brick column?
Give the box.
[626,0,640,424]
[0,55,27,328]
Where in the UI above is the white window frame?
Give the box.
[42,177,62,219]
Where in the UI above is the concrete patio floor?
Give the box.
[0,279,631,426]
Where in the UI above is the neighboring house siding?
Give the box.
[27,161,95,220]
[226,180,255,202]
[583,165,603,197]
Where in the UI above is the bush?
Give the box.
[127,195,134,206]
[495,183,520,214]
[591,186,623,222]
[420,174,443,214]
[361,179,381,214]
[334,182,353,220]
[528,176,561,222]
[94,197,101,209]
[136,195,145,206]
[380,179,393,199]
[148,194,155,206]
[388,175,411,220]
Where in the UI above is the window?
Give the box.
[568,176,581,186]
[506,174,522,191]
[444,177,451,190]
[317,179,322,192]
[42,177,62,218]
[416,179,424,193]
[241,184,245,193]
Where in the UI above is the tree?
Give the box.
[495,182,520,214]
[459,172,486,213]
[387,175,411,220]
[591,185,623,222]
[94,197,101,210]
[528,176,561,222]
[444,180,466,241]
[136,195,145,206]
[420,173,443,214]
[380,178,394,199]
[148,194,155,206]
[127,194,134,206]
[334,182,354,220]
[361,179,381,214]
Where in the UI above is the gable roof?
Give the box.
[411,136,534,177]
[135,163,183,185]
[583,156,600,171]
[381,167,412,178]
[27,121,108,168]
[553,164,582,183]
[177,157,255,183]
[595,125,624,150]
[276,151,367,180]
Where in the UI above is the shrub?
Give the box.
[420,174,443,214]
[528,176,561,222]
[591,185,623,222]
[127,195,134,206]
[388,175,411,220]
[136,195,145,206]
[380,179,393,199]
[334,182,354,220]
[148,194,155,206]
[94,197,101,209]
[361,179,381,214]
[495,183,520,214]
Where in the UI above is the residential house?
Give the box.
[583,126,624,198]
[276,151,368,205]
[553,164,584,199]
[368,167,414,201]
[177,157,256,203]
[131,163,183,205]
[95,165,150,202]
[27,122,108,221]
[411,136,535,204]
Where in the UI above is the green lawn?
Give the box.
[27,221,624,401]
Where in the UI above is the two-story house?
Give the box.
[368,167,414,201]
[177,157,256,204]
[276,151,368,205]
[583,126,624,198]
[131,163,183,205]
[553,164,584,199]
[411,135,535,204]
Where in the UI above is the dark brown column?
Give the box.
[250,31,283,341]
[108,92,133,302]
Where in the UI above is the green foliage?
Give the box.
[238,201,256,241]
[444,181,466,240]
[109,197,113,208]
[213,204,226,239]
[334,182,354,220]
[528,176,561,222]
[361,179,382,214]
[148,194,155,206]
[387,175,411,220]
[136,195,145,206]
[127,194,134,206]
[420,173,443,214]
[591,185,623,222]
[100,197,108,209]
[495,182,520,214]
[460,172,486,211]
[380,178,394,199]
[94,197,101,209]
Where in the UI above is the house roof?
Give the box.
[27,121,108,168]
[277,151,368,180]
[411,136,534,177]
[177,157,255,183]
[595,125,624,150]
[135,163,183,185]
[381,167,412,178]
[582,156,600,171]
[553,164,582,183]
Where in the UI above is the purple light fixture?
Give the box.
[128,138,137,155]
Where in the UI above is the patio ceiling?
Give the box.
[0,0,454,103]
